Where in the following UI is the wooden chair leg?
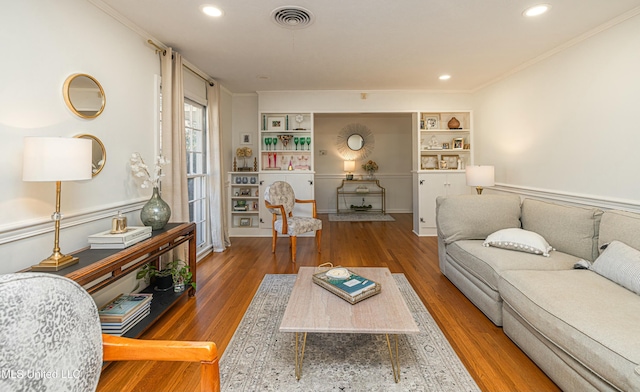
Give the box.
[291,236,297,262]
[271,229,277,253]
[315,229,322,253]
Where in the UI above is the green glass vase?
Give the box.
[140,187,171,230]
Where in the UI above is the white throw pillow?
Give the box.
[591,240,640,296]
[483,228,553,257]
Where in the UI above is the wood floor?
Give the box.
[97,213,560,392]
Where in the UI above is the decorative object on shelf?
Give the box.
[466,165,495,195]
[22,137,92,271]
[343,160,355,180]
[362,160,379,180]
[140,187,171,230]
[427,135,442,150]
[452,138,464,150]
[351,198,373,211]
[137,259,195,293]
[250,176,257,184]
[448,117,461,129]
[294,114,305,130]
[421,155,438,170]
[239,217,252,226]
[235,176,242,184]
[278,134,293,149]
[242,176,248,184]
[336,123,375,160]
[442,142,450,150]
[425,115,439,129]
[267,116,285,130]
[233,157,237,171]
[130,152,169,189]
[355,185,369,193]
[254,157,258,171]
[236,147,253,171]
[464,143,471,150]
[111,211,128,234]
[441,155,460,170]
[439,159,448,170]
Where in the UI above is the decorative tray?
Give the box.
[312,265,381,305]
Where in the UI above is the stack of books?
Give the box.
[88,226,152,249]
[312,267,381,305]
[98,293,153,336]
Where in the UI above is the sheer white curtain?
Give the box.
[160,48,189,261]
[207,82,230,251]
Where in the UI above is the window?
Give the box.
[184,99,210,252]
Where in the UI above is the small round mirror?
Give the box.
[347,134,364,151]
[63,74,105,119]
[75,134,106,176]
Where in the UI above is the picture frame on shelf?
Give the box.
[441,154,460,170]
[239,188,251,196]
[240,133,252,144]
[239,218,252,227]
[442,142,450,150]
[267,116,285,131]
[452,138,464,150]
[425,115,439,129]
[421,154,439,170]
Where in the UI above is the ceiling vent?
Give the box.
[271,6,314,29]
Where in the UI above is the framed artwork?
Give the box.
[239,188,251,196]
[452,138,464,150]
[267,116,285,131]
[240,133,252,144]
[239,217,252,227]
[441,142,450,150]
[441,154,460,169]
[424,115,439,129]
[421,154,439,170]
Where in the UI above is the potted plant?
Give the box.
[137,260,195,292]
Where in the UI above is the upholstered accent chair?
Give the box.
[264,181,322,262]
[0,273,220,392]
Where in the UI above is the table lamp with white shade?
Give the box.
[23,137,92,271]
[343,160,355,180]
[466,165,495,195]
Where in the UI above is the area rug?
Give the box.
[219,274,480,392]
[328,213,395,222]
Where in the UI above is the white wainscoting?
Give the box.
[491,183,640,213]
[315,173,413,214]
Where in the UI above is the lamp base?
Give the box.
[475,186,484,195]
[31,253,79,271]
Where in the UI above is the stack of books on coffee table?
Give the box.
[312,267,381,304]
[98,293,153,336]
[88,226,152,249]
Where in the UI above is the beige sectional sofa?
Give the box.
[436,194,640,392]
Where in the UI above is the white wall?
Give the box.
[0,0,159,274]
[473,13,640,205]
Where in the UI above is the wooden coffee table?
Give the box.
[279,267,420,382]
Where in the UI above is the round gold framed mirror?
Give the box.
[75,134,106,176]
[347,134,365,151]
[63,74,106,119]
[336,123,375,160]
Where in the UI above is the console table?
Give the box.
[25,222,196,338]
[336,179,386,214]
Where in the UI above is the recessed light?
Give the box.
[201,4,223,17]
[439,75,451,80]
[523,4,551,17]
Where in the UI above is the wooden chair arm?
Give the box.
[102,334,220,392]
[295,199,318,218]
[265,200,289,233]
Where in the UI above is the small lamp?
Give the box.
[23,137,92,271]
[466,165,495,195]
[343,160,356,180]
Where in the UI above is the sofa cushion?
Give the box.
[599,210,640,253]
[521,199,603,261]
[436,194,521,245]
[591,240,640,296]
[447,240,578,291]
[499,270,640,391]
[484,228,554,257]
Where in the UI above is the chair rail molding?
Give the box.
[0,200,147,246]
[492,183,640,213]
